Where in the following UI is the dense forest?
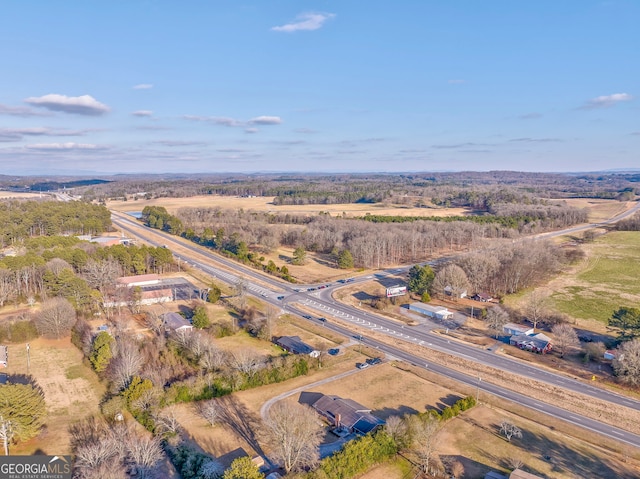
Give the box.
[0,199,111,246]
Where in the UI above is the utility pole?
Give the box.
[476,376,481,403]
[26,343,31,374]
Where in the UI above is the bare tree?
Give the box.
[34,297,76,338]
[259,305,279,340]
[551,323,579,358]
[263,401,323,473]
[499,420,522,442]
[234,277,248,308]
[507,455,524,470]
[484,306,510,338]
[126,433,164,479]
[407,413,441,476]
[432,264,470,300]
[613,338,640,386]
[0,268,17,307]
[230,349,264,378]
[154,405,182,437]
[110,338,144,391]
[200,344,227,373]
[384,415,409,449]
[197,399,222,427]
[457,253,500,295]
[45,258,74,276]
[524,289,549,331]
[82,258,122,292]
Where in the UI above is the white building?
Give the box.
[409,302,454,320]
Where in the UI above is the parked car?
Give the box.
[302,315,312,319]
[366,357,382,365]
[328,348,339,356]
[355,362,369,370]
[277,296,285,300]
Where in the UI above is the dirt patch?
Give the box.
[4,337,104,455]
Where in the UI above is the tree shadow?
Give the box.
[434,394,463,411]
[217,396,265,458]
[477,418,639,479]
[352,291,376,301]
[372,405,418,420]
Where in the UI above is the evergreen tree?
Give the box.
[192,305,210,329]
[408,264,435,295]
[90,331,114,372]
[337,249,354,269]
[223,457,264,479]
[0,383,46,455]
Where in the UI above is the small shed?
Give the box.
[409,302,454,320]
[275,336,319,358]
[503,323,534,336]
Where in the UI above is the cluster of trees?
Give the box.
[0,200,111,246]
[0,239,175,314]
[406,239,571,303]
[615,212,640,231]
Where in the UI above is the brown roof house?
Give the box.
[312,394,384,435]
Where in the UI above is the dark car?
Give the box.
[318,285,326,289]
[277,296,285,300]
[328,348,339,356]
[317,317,327,322]
[302,315,312,319]
[307,287,316,291]
[366,357,382,366]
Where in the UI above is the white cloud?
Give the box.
[25,142,106,150]
[245,128,259,134]
[24,94,110,116]
[248,116,282,125]
[132,110,154,117]
[133,84,154,90]
[0,104,51,117]
[0,127,93,141]
[581,93,633,109]
[183,115,282,127]
[271,12,335,33]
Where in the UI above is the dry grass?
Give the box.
[559,198,634,223]
[107,195,471,218]
[3,337,104,455]
[0,191,44,199]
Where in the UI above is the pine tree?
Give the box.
[0,383,46,455]
[223,456,264,479]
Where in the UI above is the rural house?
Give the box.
[275,336,319,358]
[311,394,384,435]
[503,323,534,336]
[161,312,193,333]
[510,332,552,354]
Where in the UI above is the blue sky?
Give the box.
[0,1,638,175]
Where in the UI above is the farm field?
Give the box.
[548,231,640,323]
[107,194,471,218]
[3,337,104,455]
[560,198,633,223]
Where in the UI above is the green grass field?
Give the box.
[551,231,640,323]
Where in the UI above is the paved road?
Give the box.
[110,205,640,447]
